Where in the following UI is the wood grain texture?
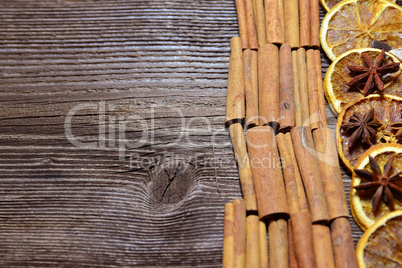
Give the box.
[1,0,400,266]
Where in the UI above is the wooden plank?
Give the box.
[0,0,387,266]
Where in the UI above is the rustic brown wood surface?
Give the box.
[1,0,398,266]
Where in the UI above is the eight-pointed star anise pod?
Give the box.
[347,49,400,96]
[389,110,402,141]
[389,121,402,141]
[341,108,382,150]
[354,155,402,213]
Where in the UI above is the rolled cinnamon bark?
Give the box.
[284,0,300,48]
[253,0,257,23]
[225,37,245,125]
[235,0,249,48]
[314,49,327,128]
[246,126,289,219]
[279,43,295,132]
[243,49,259,127]
[265,0,285,44]
[299,0,310,47]
[313,128,349,219]
[291,210,317,268]
[291,126,329,223]
[258,44,280,127]
[246,215,260,268]
[233,199,247,268]
[312,224,336,268]
[244,0,258,49]
[223,203,235,268]
[292,51,302,127]
[276,133,300,214]
[268,218,289,268]
[229,122,258,211]
[284,133,309,211]
[278,133,316,268]
[297,48,310,127]
[288,219,299,268]
[278,0,285,41]
[310,0,320,48]
[254,0,267,46]
[306,49,320,130]
[259,221,269,268]
[331,217,358,268]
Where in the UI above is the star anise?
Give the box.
[340,108,382,149]
[354,155,402,213]
[389,109,402,141]
[347,49,400,96]
[389,122,402,141]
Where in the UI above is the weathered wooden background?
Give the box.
[0,0,394,266]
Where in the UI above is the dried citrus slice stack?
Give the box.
[336,94,402,171]
[320,0,402,61]
[319,0,396,13]
[324,48,402,114]
[350,144,402,230]
[356,210,402,267]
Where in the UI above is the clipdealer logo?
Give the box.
[64,101,229,162]
[64,101,338,168]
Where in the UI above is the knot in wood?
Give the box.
[149,159,196,204]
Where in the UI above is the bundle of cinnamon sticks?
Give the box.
[223,1,358,267]
[235,0,319,49]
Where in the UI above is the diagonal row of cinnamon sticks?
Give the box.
[223,29,358,267]
[235,0,320,49]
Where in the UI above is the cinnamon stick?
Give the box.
[235,0,249,48]
[265,0,285,44]
[279,43,295,132]
[246,215,260,268]
[291,210,317,268]
[313,128,349,219]
[284,133,309,211]
[312,224,336,268]
[276,133,300,214]
[225,37,245,125]
[259,221,269,268]
[314,49,327,128]
[278,133,316,268]
[254,0,267,46]
[233,199,247,268]
[246,126,289,219]
[299,0,310,47]
[268,218,289,268]
[288,219,299,268]
[284,0,300,48]
[292,51,302,127]
[229,122,258,211]
[258,44,280,127]
[331,217,358,268]
[243,49,259,127]
[291,126,329,223]
[310,0,320,48]
[278,0,285,41]
[244,0,258,49]
[307,49,320,130]
[297,48,310,127]
[223,203,235,268]
[253,0,257,24]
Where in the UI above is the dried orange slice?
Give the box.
[356,210,402,267]
[319,0,396,13]
[324,48,402,114]
[350,144,402,230]
[336,94,402,171]
[320,0,402,61]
